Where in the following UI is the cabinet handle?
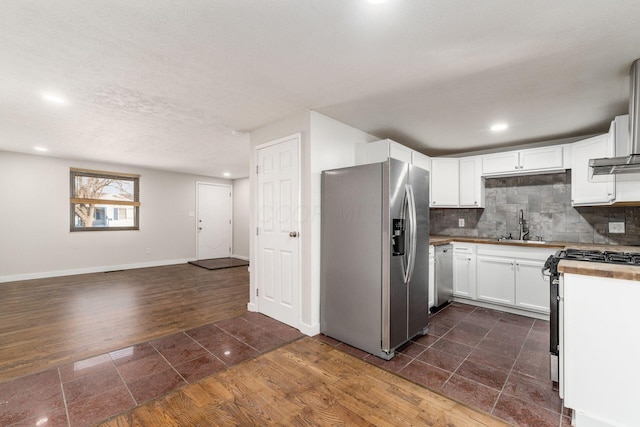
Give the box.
[514,166,518,170]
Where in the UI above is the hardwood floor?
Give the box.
[99,337,509,427]
[0,264,249,383]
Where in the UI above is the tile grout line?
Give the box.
[57,367,72,427]
[437,306,499,390]
[110,353,137,407]
[182,330,230,369]
[149,341,189,385]
[490,321,532,415]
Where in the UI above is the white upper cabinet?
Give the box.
[571,134,615,206]
[482,145,565,176]
[355,139,413,165]
[430,158,460,207]
[610,115,640,203]
[459,156,484,208]
[481,151,520,175]
[431,156,484,208]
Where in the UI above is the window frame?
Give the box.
[69,168,140,232]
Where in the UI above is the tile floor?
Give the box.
[1,303,568,427]
[316,302,570,427]
[0,312,304,427]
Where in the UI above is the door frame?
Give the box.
[195,181,233,260]
[252,133,302,328]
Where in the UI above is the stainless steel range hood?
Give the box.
[590,58,640,175]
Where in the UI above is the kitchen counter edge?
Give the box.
[429,235,640,281]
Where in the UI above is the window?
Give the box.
[70,168,140,231]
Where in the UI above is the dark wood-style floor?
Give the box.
[0,264,249,383]
[1,263,512,426]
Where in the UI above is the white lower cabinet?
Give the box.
[475,245,551,314]
[515,259,549,312]
[476,256,515,305]
[452,244,475,298]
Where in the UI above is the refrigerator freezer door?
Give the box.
[320,163,385,357]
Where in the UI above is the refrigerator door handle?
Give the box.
[405,184,417,284]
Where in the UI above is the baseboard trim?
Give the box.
[298,321,320,337]
[231,254,250,261]
[0,258,195,284]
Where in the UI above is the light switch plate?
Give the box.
[609,221,625,233]
[458,218,465,227]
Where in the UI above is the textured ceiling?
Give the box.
[2,1,640,178]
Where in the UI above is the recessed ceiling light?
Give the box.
[42,93,67,104]
[223,172,231,177]
[34,146,48,152]
[490,123,508,132]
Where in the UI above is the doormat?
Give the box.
[188,257,249,270]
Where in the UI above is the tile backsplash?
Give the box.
[430,172,640,246]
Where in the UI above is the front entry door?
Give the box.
[197,183,232,260]
[256,134,300,328]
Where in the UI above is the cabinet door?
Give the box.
[476,256,515,305]
[452,252,473,298]
[482,151,519,175]
[459,157,483,207]
[515,259,549,313]
[431,158,460,207]
[571,134,615,206]
[519,146,564,171]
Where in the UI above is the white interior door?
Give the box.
[197,183,232,260]
[256,134,300,328]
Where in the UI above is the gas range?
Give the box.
[554,248,640,265]
[543,247,640,383]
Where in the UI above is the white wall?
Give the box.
[0,151,233,282]
[232,177,249,259]
[308,111,378,331]
[248,111,377,335]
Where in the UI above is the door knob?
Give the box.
[289,231,298,237]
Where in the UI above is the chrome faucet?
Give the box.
[518,209,529,240]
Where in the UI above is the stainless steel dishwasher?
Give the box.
[433,244,453,311]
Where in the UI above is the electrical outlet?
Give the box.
[458,218,465,227]
[609,222,625,233]
[146,247,152,255]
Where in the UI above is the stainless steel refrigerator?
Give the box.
[320,158,430,359]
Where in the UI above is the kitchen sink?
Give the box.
[497,238,547,244]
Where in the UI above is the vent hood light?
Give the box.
[590,58,640,175]
[490,123,508,132]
